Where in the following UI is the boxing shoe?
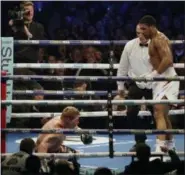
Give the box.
[149,142,175,162]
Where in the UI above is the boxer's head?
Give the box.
[138,15,157,39]
[61,106,80,128]
[136,25,148,44]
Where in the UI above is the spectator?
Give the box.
[77,46,108,91]
[112,93,127,129]
[7,1,46,63]
[27,84,47,128]
[112,94,126,111]
[55,59,66,76]
[54,160,76,175]
[83,46,97,63]
[159,15,171,31]
[173,34,185,63]
[176,55,185,91]
[55,59,73,93]
[10,69,43,128]
[172,15,183,35]
[35,48,47,75]
[70,48,83,63]
[46,55,57,75]
[37,48,46,63]
[115,28,124,40]
[94,167,113,175]
[119,143,181,175]
[94,50,103,63]
[58,45,67,60]
[65,80,103,112]
[20,138,36,154]
[60,80,105,129]
[41,55,61,96]
[95,21,105,39]
[2,138,35,175]
[176,161,185,175]
[87,25,97,39]
[24,155,41,175]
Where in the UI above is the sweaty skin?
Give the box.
[36,117,66,153]
[149,32,173,74]
[149,32,174,141]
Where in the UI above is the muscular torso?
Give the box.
[149,32,172,70]
[36,117,65,153]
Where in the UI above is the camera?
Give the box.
[8,7,30,27]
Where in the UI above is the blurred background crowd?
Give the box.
[1,1,185,175]
[1,1,184,129]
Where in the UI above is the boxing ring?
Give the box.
[1,38,185,174]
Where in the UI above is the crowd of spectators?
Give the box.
[2,1,184,129]
[1,1,185,175]
[2,138,184,175]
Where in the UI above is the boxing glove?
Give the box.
[80,133,93,145]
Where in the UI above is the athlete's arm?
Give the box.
[117,44,130,96]
[154,38,173,74]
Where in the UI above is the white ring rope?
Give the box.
[14,63,184,69]
[2,152,184,159]
[14,39,185,45]
[2,129,184,134]
[11,109,185,118]
[12,90,185,96]
[13,90,117,96]
[3,75,184,81]
[2,99,184,105]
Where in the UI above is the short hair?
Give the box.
[139,15,156,26]
[20,138,35,154]
[20,1,34,9]
[94,167,113,175]
[73,80,86,88]
[61,106,80,119]
[54,160,75,175]
[25,155,41,173]
[136,143,151,161]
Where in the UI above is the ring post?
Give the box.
[108,41,114,158]
[1,71,7,153]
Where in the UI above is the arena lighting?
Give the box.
[34,1,43,12]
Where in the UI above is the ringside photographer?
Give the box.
[7,1,46,63]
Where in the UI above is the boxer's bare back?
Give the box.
[36,117,65,153]
[148,32,173,73]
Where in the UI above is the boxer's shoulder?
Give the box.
[42,117,60,129]
[154,32,169,44]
